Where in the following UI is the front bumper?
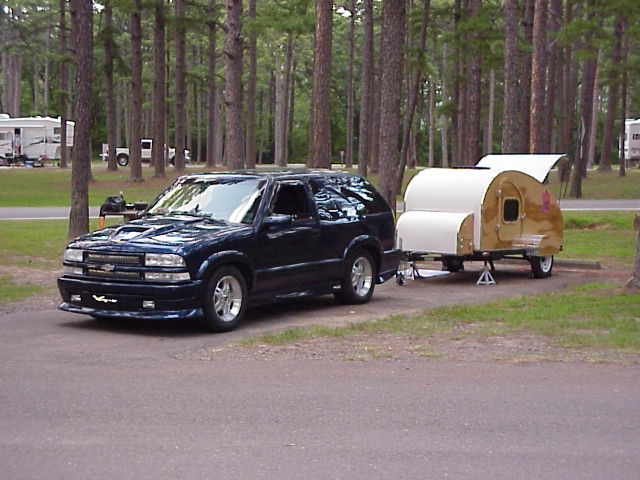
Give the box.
[57,276,206,320]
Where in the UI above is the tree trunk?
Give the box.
[309,0,333,169]
[599,18,623,172]
[464,0,482,165]
[245,0,257,169]
[618,19,628,179]
[274,51,287,167]
[569,15,597,198]
[357,0,374,177]
[377,0,405,211]
[224,0,244,169]
[206,1,218,169]
[546,0,563,152]
[397,0,430,190]
[153,0,166,177]
[484,69,495,154]
[173,0,187,172]
[103,1,118,171]
[502,0,520,153]
[129,1,144,182]
[345,0,356,169]
[520,0,534,153]
[68,0,93,239]
[530,0,548,153]
[58,0,70,169]
[440,43,449,167]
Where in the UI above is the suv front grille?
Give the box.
[86,268,143,280]
[85,252,143,265]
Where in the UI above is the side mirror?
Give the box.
[262,213,292,227]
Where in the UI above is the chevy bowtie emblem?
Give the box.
[92,295,117,304]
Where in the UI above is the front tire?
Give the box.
[117,154,129,167]
[200,266,247,332]
[335,250,376,304]
[530,255,553,279]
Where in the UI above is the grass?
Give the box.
[546,168,640,200]
[4,164,635,208]
[560,211,637,267]
[0,163,210,207]
[238,283,640,356]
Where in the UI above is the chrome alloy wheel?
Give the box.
[351,255,374,297]
[214,275,243,323]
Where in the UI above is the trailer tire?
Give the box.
[117,154,129,167]
[442,256,464,272]
[530,255,553,279]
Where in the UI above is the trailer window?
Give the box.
[503,199,520,222]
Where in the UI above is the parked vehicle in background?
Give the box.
[623,119,640,165]
[58,169,401,332]
[0,114,74,166]
[101,138,190,166]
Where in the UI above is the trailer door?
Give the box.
[497,177,523,243]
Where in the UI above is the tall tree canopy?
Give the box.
[1,0,639,206]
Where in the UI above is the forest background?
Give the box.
[1,0,639,237]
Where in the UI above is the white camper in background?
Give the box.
[0,115,74,165]
[624,119,640,163]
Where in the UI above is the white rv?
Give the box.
[0,115,74,165]
[624,119,640,162]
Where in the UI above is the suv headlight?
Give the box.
[145,253,186,267]
[64,248,84,263]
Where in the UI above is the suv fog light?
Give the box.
[71,294,82,303]
[142,300,155,310]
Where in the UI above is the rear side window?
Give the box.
[311,175,389,221]
[271,181,313,220]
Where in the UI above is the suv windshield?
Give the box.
[147,177,266,224]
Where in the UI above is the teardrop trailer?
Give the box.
[395,154,566,283]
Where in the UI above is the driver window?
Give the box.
[272,182,312,220]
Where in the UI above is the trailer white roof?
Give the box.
[476,154,567,183]
[403,153,567,214]
[404,167,499,214]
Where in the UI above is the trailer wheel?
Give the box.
[530,255,553,279]
[442,256,464,272]
[117,154,129,167]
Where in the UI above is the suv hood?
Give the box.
[69,215,250,249]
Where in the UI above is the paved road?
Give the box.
[0,199,638,220]
[1,266,639,479]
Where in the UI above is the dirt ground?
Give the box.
[2,260,638,364]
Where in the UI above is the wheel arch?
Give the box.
[342,236,383,278]
[196,250,255,290]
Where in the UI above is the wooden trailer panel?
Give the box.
[478,170,563,255]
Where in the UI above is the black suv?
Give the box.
[58,169,400,331]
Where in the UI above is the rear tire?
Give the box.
[335,250,376,304]
[200,266,247,332]
[530,255,553,279]
[117,154,129,167]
